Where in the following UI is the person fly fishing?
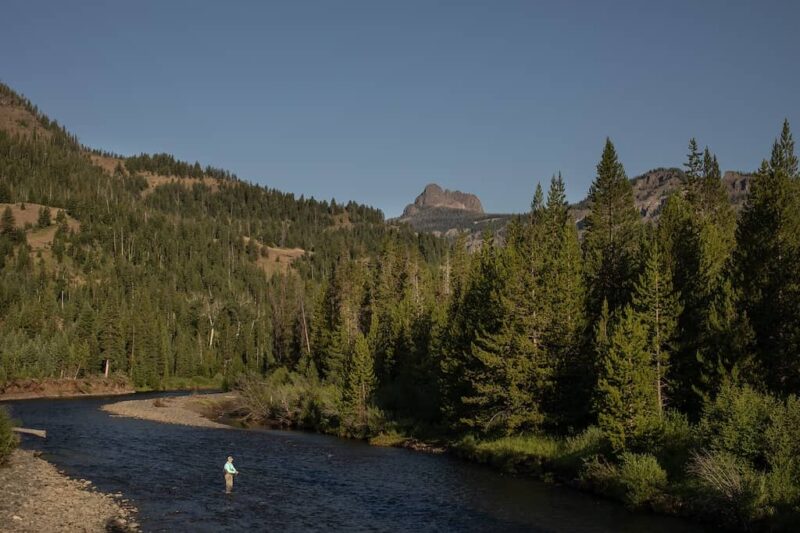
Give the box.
[223,456,239,493]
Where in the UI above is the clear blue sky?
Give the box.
[2,1,798,216]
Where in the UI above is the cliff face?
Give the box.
[401,184,484,217]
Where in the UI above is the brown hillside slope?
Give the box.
[0,89,53,140]
[0,202,80,250]
[88,153,222,194]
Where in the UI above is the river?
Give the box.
[6,393,705,532]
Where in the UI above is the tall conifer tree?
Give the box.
[734,120,800,394]
[595,305,656,452]
[632,239,681,415]
[583,139,641,321]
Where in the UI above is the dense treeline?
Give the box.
[2,79,800,527]
[124,152,237,182]
[244,122,800,529]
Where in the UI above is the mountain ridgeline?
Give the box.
[396,168,754,237]
[2,81,800,529]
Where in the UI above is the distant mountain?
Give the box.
[393,184,511,238]
[402,183,484,217]
[572,168,754,227]
[396,169,755,238]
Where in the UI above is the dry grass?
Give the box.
[256,245,305,275]
[88,153,125,175]
[0,102,52,140]
[0,203,80,250]
[330,212,353,229]
[87,154,223,195]
[242,235,305,275]
[1,202,80,273]
[140,173,221,195]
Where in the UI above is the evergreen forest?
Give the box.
[2,82,800,529]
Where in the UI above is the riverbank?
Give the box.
[102,393,448,453]
[102,393,239,429]
[0,377,134,401]
[0,448,138,532]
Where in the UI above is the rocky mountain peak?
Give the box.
[402,183,484,217]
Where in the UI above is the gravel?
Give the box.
[101,394,238,429]
[0,449,138,532]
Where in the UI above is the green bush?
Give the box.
[763,395,800,513]
[453,434,561,475]
[633,411,695,477]
[0,406,18,465]
[554,426,607,472]
[233,370,388,438]
[687,449,772,527]
[580,452,668,509]
[580,455,619,493]
[617,452,668,507]
[699,382,775,466]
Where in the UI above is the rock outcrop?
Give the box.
[402,184,484,217]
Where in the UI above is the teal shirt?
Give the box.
[224,462,237,474]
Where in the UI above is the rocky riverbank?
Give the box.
[102,393,239,429]
[0,449,138,532]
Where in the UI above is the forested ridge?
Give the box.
[0,81,446,389]
[2,82,800,528]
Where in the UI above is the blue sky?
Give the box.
[1,0,798,216]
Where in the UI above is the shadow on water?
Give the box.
[6,393,706,532]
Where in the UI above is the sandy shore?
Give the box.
[0,449,138,532]
[101,393,239,429]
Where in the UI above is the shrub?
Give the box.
[234,370,387,437]
[0,406,18,465]
[699,382,775,467]
[633,411,695,477]
[580,455,619,493]
[554,426,607,472]
[687,449,772,527]
[764,395,800,512]
[453,434,561,475]
[617,452,668,507]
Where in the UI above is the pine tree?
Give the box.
[462,242,551,434]
[632,239,681,416]
[440,240,505,429]
[582,139,641,428]
[695,278,754,400]
[685,138,703,185]
[583,139,641,321]
[97,304,125,373]
[37,206,51,228]
[595,305,657,452]
[1,206,15,237]
[542,174,586,429]
[530,182,545,224]
[344,332,376,431]
[660,141,737,415]
[733,120,800,394]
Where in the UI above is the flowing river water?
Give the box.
[6,393,706,532]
